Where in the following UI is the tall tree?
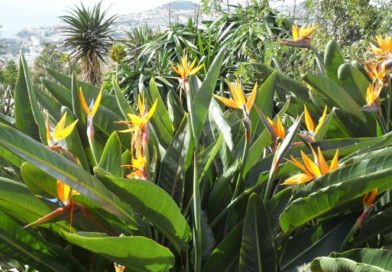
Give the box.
[61,1,116,85]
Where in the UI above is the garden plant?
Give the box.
[1,2,392,272]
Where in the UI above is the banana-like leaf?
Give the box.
[21,162,57,198]
[43,76,130,147]
[36,88,62,121]
[158,115,192,203]
[310,257,386,272]
[42,80,71,107]
[209,99,233,151]
[355,205,392,245]
[240,194,277,272]
[0,177,65,229]
[71,73,83,119]
[207,161,239,220]
[253,63,309,99]
[280,146,392,232]
[190,48,225,142]
[98,174,191,251]
[15,55,40,141]
[0,211,79,272]
[329,248,392,271]
[203,220,243,272]
[338,64,368,105]
[0,123,137,226]
[198,134,223,182]
[303,74,366,122]
[280,216,355,271]
[98,132,122,177]
[324,40,344,83]
[62,231,174,272]
[112,76,134,119]
[46,68,122,115]
[149,78,174,136]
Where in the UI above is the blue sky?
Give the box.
[0,0,199,37]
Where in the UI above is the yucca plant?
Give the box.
[3,26,392,272]
[61,1,116,85]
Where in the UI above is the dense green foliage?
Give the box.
[1,1,392,271]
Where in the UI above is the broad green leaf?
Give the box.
[240,194,277,272]
[0,211,78,272]
[42,79,71,107]
[330,248,392,271]
[0,177,65,229]
[98,174,191,251]
[355,205,392,245]
[112,76,134,119]
[158,115,192,203]
[338,64,369,105]
[304,74,365,119]
[209,99,233,151]
[149,78,174,135]
[253,63,309,99]
[62,232,174,272]
[198,134,223,182]
[0,145,24,167]
[0,122,137,226]
[71,73,83,119]
[46,68,120,114]
[324,40,344,83]
[207,162,239,220]
[15,54,39,141]
[202,220,243,272]
[36,88,62,121]
[280,216,355,271]
[190,48,225,142]
[43,76,129,147]
[21,162,57,198]
[310,257,385,272]
[98,132,122,177]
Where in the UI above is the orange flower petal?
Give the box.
[301,151,321,177]
[316,147,330,175]
[304,105,314,133]
[246,83,258,113]
[289,155,311,175]
[314,106,328,135]
[79,88,91,116]
[329,149,339,171]
[362,189,378,208]
[214,95,241,109]
[57,180,71,205]
[282,173,314,185]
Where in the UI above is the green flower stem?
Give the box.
[377,108,388,134]
[87,134,99,166]
[87,120,99,166]
[263,142,281,201]
[310,45,325,74]
[192,151,202,272]
[232,115,250,200]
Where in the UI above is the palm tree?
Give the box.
[61,1,116,85]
